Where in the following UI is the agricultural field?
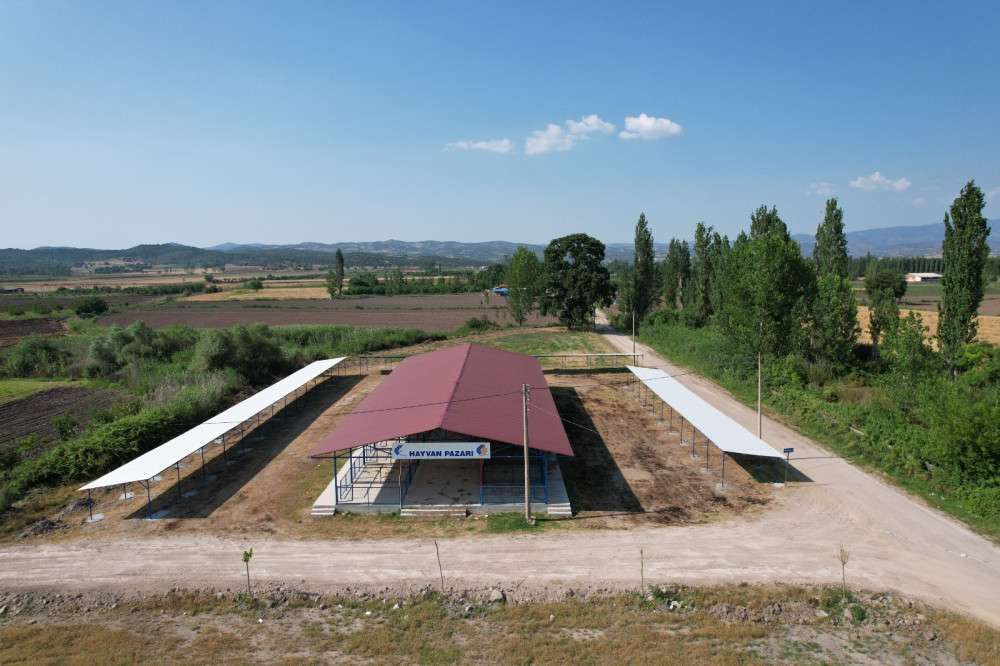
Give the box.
[100,293,557,332]
[857,305,1000,344]
[853,280,1000,316]
[0,318,64,348]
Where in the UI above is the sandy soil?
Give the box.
[1,323,998,627]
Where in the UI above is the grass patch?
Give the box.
[0,378,78,405]
[486,512,543,533]
[490,330,610,356]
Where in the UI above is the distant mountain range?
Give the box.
[792,222,999,258]
[210,221,997,263]
[2,222,995,277]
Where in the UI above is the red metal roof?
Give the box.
[310,343,573,457]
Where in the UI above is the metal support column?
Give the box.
[175,463,182,499]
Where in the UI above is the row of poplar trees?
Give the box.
[627,180,991,375]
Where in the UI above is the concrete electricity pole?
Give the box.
[757,351,763,438]
[522,383,532,523]
[632,310,636,361]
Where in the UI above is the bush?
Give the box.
[74,296,109,318]
[2,336,71,377]
[191,324,287,385]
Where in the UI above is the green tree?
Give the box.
[716,218,811,359]
[938,181,991,373]
[334,248,345,295]
[813,198,849,277]
[687,223,716,325]
[631,213,656,325]
[661,239,689,309]
[74,296,108,318]
[865,265,901,360]
[810,198,857,367]
[541,233,614,329]
[811,273,859,368]
[506,245,542,325]
[325,269,339,299]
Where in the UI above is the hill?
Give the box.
[0,244,475,277]
[792,221,999,258]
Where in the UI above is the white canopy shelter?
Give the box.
[627,365,782,459]
[81,358,345,492]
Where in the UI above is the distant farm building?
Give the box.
[905,272,942,283]
[310,344,572,517]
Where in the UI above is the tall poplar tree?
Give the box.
[631,213,656,325]
[334,249,346,295]
[938,181,991,373]
[810,198,858,367]
[506,245,542,325]
[813,198,849,277]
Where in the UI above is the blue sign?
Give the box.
[783,447,794,454]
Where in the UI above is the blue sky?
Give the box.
[1,1,998,249]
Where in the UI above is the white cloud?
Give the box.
[911,197,927,207]
[446,138,513,154]
[808,182,836,196]
[524,114,615,155]
[849,171,911,192]
[618,113,683,140]
[566,114,615,136]
[525,124,575,155]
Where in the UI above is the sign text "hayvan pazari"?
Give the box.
[391,442,491,459]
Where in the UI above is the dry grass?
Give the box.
[185,286,331,301]
[857,305,1000,345]
[1,585,996,664]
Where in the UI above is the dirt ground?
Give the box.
[2,327,1000,630]
[0,318,64,348]
[548,373,771,527]
[2,585,996,665]
[99,294,557,331]
[10,362,765,544]
[0,386,120,447]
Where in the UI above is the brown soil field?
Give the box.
[100,294,557,331]
[857,306,1000,344]
[0,386,121,447]
[0,318,64,348]
[1,293,159,311]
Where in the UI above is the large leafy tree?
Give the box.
[809,198,858,367]
[541,233,614,329]
[938,181,991,373]
[716,207,812,358]
[506,245,542,325]
[631,213,656,325]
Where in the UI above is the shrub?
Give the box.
[2,336,71,377]
[191,324,287,385]
[74,296,109,318]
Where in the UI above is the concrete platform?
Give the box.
[311,449,573,517]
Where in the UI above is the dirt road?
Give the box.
[1,323,998,626]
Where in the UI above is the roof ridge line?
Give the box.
[441,343,474,422]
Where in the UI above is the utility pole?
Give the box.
[522,383,532,523]
[757,351,763,438]
[632,310,636,361]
